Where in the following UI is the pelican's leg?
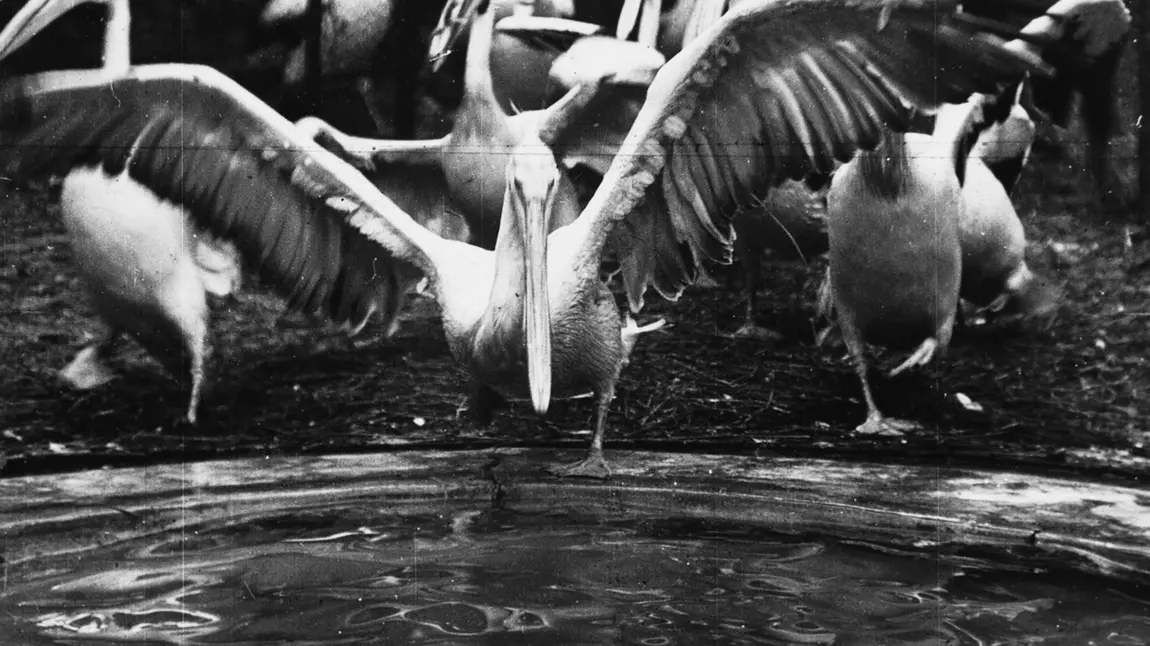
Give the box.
[550,381,614,479]
[730,250,782,341]
[889,303,955,377]
[813,269,842,348]
[955,300,969,331]
[184,329,206,426]
[888,338,938,377]
[146,271,211,426]
[170,299,209,426]
[59,331,122,390]
[463,382,507,427]
[839,317,918,437]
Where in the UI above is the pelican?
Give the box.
[257,0,397,85]
[824,68,1084,434]
[956,0,1132,202]
[253,0,434,137]
[253,0,585,136]
[3,0,1117,477]
[815,79,1056,343]
[0,0,450,423]
[423,0,588,117]
[959,78,1061,321]
[293,2,605,250]
[296,0,665,251]
[649,0,836,342]
[969,76,1039,195]
[825,101,985,436]
[645,0,1124,343]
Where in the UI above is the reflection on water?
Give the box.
[2,508,1148,645]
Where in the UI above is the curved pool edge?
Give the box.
[2,449,1148,583]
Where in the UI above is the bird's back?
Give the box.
[61,167,218,302]
[828,133,962,350]
[958,158,1026,307]
[60,165,229,367]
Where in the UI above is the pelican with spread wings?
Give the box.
[2,0,1123,477]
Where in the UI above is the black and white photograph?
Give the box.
[0,0,1146,643]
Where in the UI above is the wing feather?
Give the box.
[795,52,856,155]
[571,0,1050,310]
[0,66,443,333]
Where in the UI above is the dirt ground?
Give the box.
[1,32,1147,483]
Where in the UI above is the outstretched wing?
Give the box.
[567,0,1052,312]
[0,64,450,333]
[538,35,666,176]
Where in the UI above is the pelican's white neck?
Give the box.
[459,5,502,125]
[103,0,130,73]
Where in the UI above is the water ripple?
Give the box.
[2,510,1146,645]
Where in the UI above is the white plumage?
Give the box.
[57,166,241,423]
[959,80,1060,320]
[1,0,1110,467]
[825,101,983,436]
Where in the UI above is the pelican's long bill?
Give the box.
[507,152,559,415]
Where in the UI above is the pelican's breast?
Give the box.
[958,158,1026,305]
[544,226,623,393]
[431,241,499,356]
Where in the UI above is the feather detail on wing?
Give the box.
[538,36,665,176]
[570,0,1052,312]
[0,65,446,334]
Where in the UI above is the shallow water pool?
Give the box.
[3,451,1148,645]
[3,504,1149,645]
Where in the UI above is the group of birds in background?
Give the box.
[0,0,1132,476]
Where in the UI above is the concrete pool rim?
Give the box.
[2,449,1147,584]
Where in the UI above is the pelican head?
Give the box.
[428,0,487,73]
[0,0,129,71]
[506,143,560,415]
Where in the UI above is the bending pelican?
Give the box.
[0,0,431,422]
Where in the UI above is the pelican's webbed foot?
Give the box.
[888,337,938,376]
[854,413,920,437]
[461,382,507,427]
[60,334,122,390]
[59,346,117,390]
[730,323,783,342]
[549,449,612,479]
